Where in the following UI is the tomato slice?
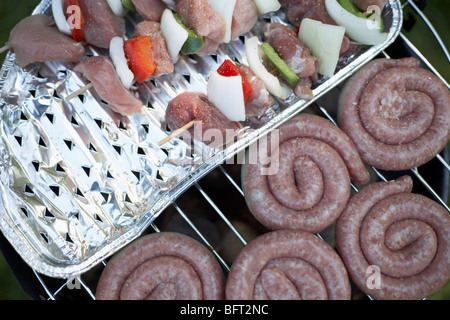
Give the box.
[64,0,86,42]
[124,36,156,83]
[217,59,253,103]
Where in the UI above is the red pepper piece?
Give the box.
[124,36,156,84]
[64,0,86,42]
[217,59,253,103]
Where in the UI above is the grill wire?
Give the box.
[6,0,450,300]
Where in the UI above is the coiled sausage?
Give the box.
[242,113,370,233]
[95,232,225,300]
[225,230,351,300]
[335,175,450,300]
[338,58,450,171]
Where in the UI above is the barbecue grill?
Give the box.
[0,0,448,300]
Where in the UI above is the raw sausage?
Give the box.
[335,175,450,300]
[95,232,225,300]
[338,58,450,171]
[225,230,351,300]
[242,113,370,233]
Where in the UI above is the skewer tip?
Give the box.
[0,43,11,55]
[158,120,195,146]
[66,82,94,101]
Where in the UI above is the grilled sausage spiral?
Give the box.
[338,57,450,171]
[95,232,225,300]
[225,230,351,300]
[242,113,370,233]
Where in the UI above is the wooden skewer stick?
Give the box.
[158,120,195,146]
[66,82,94,101]
[0,44,11,55]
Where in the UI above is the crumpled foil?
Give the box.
[0,0,402,278]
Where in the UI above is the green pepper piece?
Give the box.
[173,13,204,55]
[338,0,384,32]
[260,42,300,87]
[121,0,136,12]
[338,0,367,18]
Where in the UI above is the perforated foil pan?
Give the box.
[0,0,402,278]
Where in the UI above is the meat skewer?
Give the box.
[164,91,242,147]
[131,0,168,22]
[5,14,85,68]
[263,22,319,100]
[279,0,351,54]
[77,0,125,49]
[174,0,259,56]
[73,55,144,116]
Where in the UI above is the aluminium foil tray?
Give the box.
[0,0,402,278]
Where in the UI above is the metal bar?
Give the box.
[194,182,248,247]
[410,168,450,212]
[77,276,96,300]
[405,0,450,63]
[398,32,450,89]
[218,165,244,197]
[171,201,231,272]
[32,270,56,300]
[437,154,450,172]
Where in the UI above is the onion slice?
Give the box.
[207,71,246,122]
[52,0,72,36]
[298,18,345,77]
[160,9,189,63]
[253,0,281,14]
[245,36,291,100]
[325,0,387,45]
[109,37,135,89]
[208,0,237,43]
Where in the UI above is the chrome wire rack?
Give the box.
[3,0,450,300]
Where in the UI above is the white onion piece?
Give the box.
[160,9,189,63]
[298,18,345,77]
[207,71,246,122]
[208,0,237,43]
[245,36,291,100]
[252,0,281,14]
[109,37,135,89]
[325,0,387,45]
[106,0,128,17]
[52,0,72,36]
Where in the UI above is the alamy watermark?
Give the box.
[180,121,280,176]
[366,265,381,290]
[66,276,81,290]
[366,5,383,30]
[66,5,83,30]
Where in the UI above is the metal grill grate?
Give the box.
[6,0,450,300]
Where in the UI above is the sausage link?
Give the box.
[95,232,225,300]
[225,230,351,300]
[335,175,450,300]
[242,113,369,233]
[338,57,450,171]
